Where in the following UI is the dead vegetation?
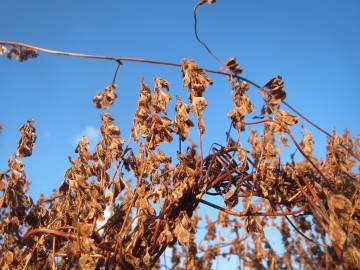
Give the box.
[0,1,359,269]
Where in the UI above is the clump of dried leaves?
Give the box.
[0,43,359,270]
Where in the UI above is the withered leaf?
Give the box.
[174,97,194,140]
[280,136,290,147]
[152,77,171,114]
[225,57,243,74]
[6,46,38,61]
[343,245,360,269]
[5,251,14,264]
[181,59,212,101]
[1,36,359,270]
[260,76,287,115]
[79,254,96,269]
[143,250,152,266]
[274,110,298,126]
[174,222,190,246]
[328,194,353,221]
[245,215,263,234]
[191,96,208,117]
[93,83,117,109]
[16,120,36,158]
[300,129,314,156]
[224,188,239,209]
[0,45,8,55]
[329,216,346,248]
[227,81,253,130]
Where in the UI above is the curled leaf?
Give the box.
[6,46,38,61]
[191,96,208,117]
[181,59,212,101]
[227,83,253,130]
[329,216,346,248]
[152,77,171,113]
[225,57,243,74]
[274,110,298,126]
[300,129,314,156]
[343,245,360,269]
[261,76,286,115]
[174,97,194,140]
[328,194,353,221]
[0,45,8,56]
[16,120,36,158]
[93,83,117,109]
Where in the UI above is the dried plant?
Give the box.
[0,2,359,270]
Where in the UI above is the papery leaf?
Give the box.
[174,97,194,140]
[0,45,8,56]
[93,83,117,109]
[275,110,298,126]
[152,77,171,113]
[329,216,346,248]
[300,129,314,156]
[225,57,243,74]
[16,120,36,158]
[280,136,290,147]
[174,222,190,246]
[5,251,14,264]
[343,245,360,269]
[79,254,96,269]
[224,188,239,209]
[6,46,38,61]
[181,59,212,101]
[191,96,208,117]
[143,250,152,266]
[328,194,353,221]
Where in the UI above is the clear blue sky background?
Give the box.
[1,0,359,267]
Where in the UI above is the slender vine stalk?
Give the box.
[200,199,306,217]
[2,39,357,165]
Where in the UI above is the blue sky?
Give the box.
[0,0,359,267]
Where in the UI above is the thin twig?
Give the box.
[0,41,254,91]
[193,1,226,67]
[283,101,360,162]
[199,198,306,217]
[193,2,359,160]
[22,227,81,243]
[52,237,56,270]
[284,215,317,245]
[112,60,122,84]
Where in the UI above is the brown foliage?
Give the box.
[0,3,359,270]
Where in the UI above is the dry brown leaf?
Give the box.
[181,59,212,101]
[5,251,14,264]
[225,57,243,74]
[16,120,36,158]
[328,194,354,221]
[93,83,117,109]
[174,222,191,246]
[6,46,38,61]
[329,216,346,248]
[343,245,360,269]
